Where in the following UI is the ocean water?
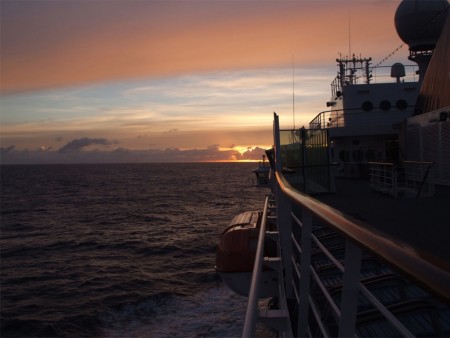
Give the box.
[1,163,268,337]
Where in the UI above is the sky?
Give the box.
[0,0,410,164]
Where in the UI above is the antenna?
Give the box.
[292,55,295,129]
[348,13,351,58]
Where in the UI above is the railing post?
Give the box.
[297,206,312,337]
[338,240,362,338]
[274,113,293,299]
[274,113,282,172]
[242,196,270,338]
[277,190,293,299]
[393,164,398,198]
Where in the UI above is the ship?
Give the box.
[216,0,450,336]
[252,155,271,187]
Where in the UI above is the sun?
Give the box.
[214,145,271,162]
[232,145,270,154]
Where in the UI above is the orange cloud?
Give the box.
[1,1,401,93]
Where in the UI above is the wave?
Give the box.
[98,286,247,338]
[0,163,267,337]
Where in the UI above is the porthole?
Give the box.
[362,101,373,111]
[380,100,391,111]
[396,99,408,110]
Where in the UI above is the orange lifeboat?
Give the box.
[216,211,279,297]
[216,211,261,273]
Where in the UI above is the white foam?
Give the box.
[101,285,247,337]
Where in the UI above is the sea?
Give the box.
[1,162,269,337]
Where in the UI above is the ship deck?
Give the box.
[314,178,450,263]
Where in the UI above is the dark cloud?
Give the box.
[0,142,267,164]
[39,146,52,151]
[58,137,117,153]
[1,145,16,154]
[240,146,267,160]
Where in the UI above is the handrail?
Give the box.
[369,161,436,198]
[275,171,450,303]
[242,195,269,337]
[310,230,415,336]
[368,160,435,165]
[309,105,416,130]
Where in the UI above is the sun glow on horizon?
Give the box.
[230,145,271,155]
[205,159,261,163]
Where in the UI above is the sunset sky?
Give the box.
[1,0,410,163]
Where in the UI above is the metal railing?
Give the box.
[242,114,450,337]
[330,64,419,97]
[309,106,416,131]
[243,171,450,337]
[309,109,344,130]
[242,195,270,336]
[369,161,435,198]
[281,173,449,335]
[242,193,293,337]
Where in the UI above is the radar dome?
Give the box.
[395,0,449,51]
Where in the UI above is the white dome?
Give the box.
[395,0,449,51]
